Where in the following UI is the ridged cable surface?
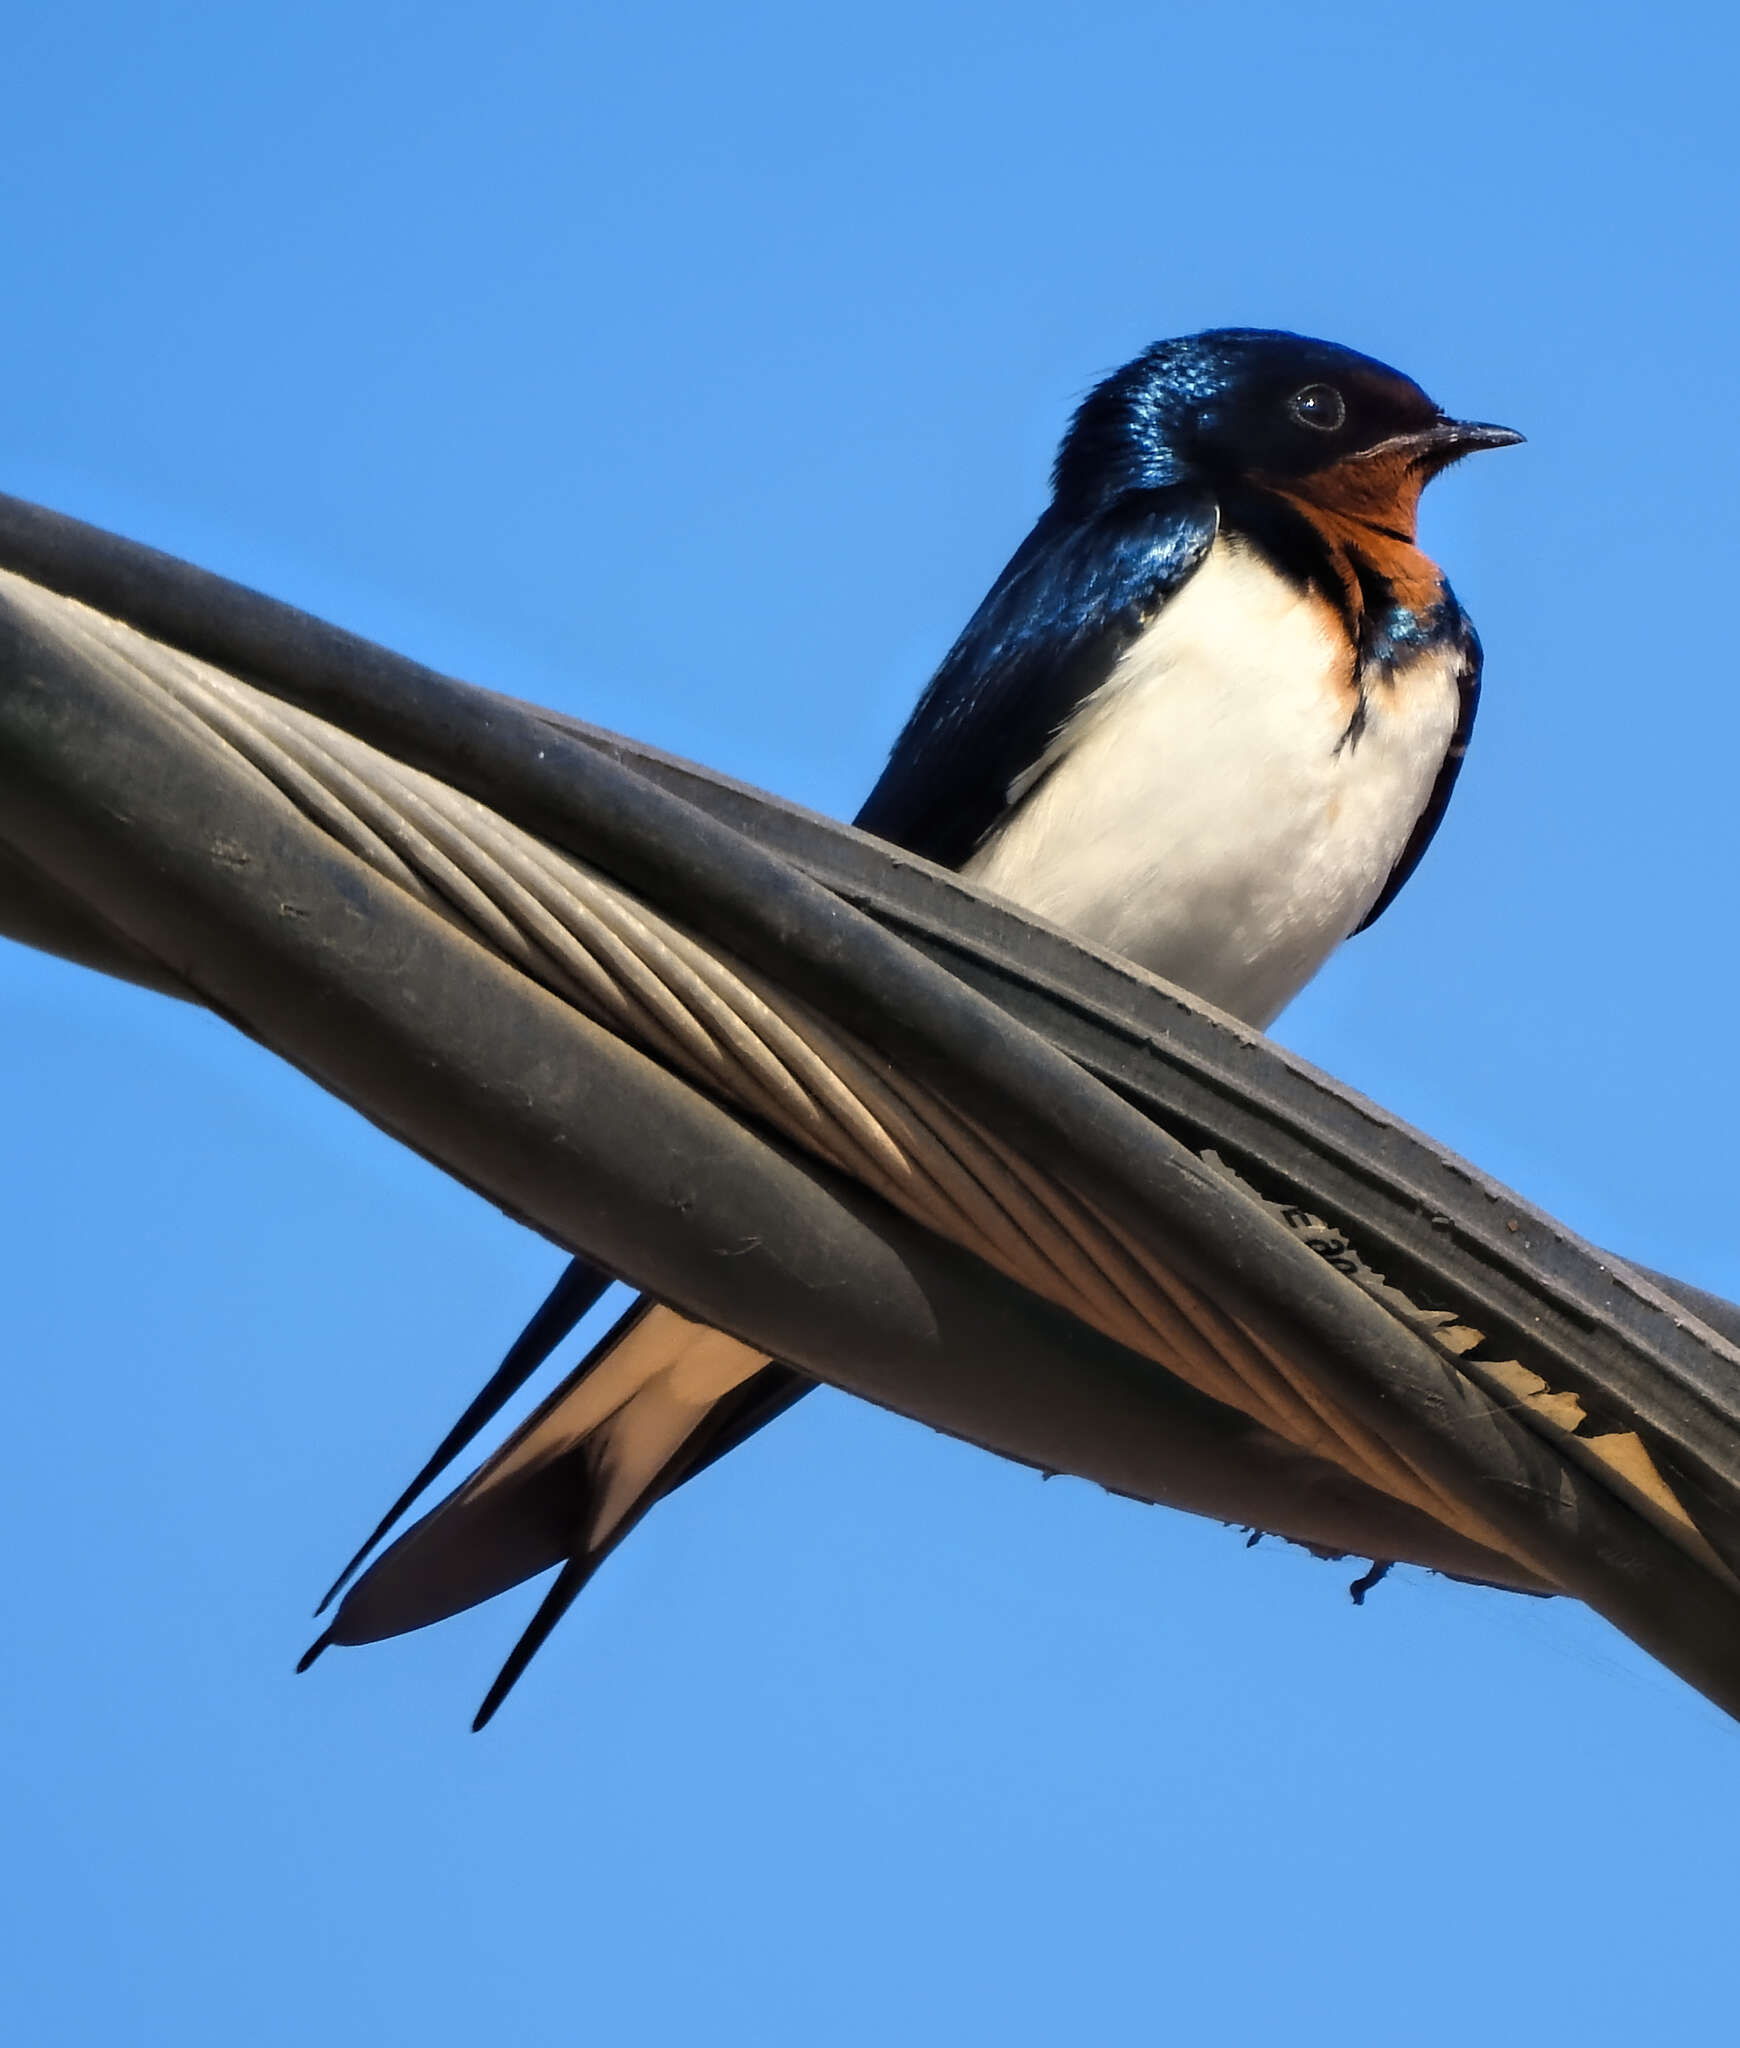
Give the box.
[18,565,1727,1587]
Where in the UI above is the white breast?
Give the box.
[963,537,1462,1027]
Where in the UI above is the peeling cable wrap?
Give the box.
[9,564,1730,1598]
[10,501,1740,1722]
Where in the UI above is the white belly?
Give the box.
[963,537,1461,1027]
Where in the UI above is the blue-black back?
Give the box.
[853,485,1218,867]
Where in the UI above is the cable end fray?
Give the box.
[1348,1559,1393,1606]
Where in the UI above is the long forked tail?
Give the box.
[302,1288,805,1726]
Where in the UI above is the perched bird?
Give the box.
[303,329,1522,1720]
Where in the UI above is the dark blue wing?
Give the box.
[312,486,1219,1711]
[854,485,1219,869]
[1355,612,1482,933]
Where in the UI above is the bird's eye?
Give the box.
[1289,384,1347,432]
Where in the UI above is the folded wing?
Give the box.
[316,486,1232,1716]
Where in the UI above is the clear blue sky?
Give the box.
[2,3,1736,2040]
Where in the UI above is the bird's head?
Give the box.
[1053,328,1522,539]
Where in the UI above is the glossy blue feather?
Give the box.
[855,485,1217,868]
[320,330,1521,1720]
[852,326,1494,878]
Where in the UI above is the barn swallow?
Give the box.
[303,329,1523,1719]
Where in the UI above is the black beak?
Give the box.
[1351,417,1525,471]
[1406,417,1526,470]
[1434,417,1526,453]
